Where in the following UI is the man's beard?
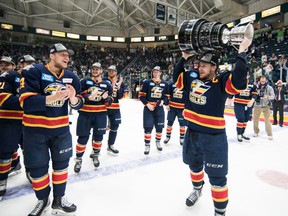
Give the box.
[54,61,67,70]
[91,72,101,78]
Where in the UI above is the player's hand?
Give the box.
[166,105,170,111]
[66,84,79,105]
[147,103,155,111]
[46,86,69,104]
[247,100,254,107]
[182,51,193,60]
[102,91,108,99]
[238,36,252,53]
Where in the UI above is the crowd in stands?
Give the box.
[1,24,288,97]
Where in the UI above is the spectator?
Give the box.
[277,28,285,43]
[272,80,287,127]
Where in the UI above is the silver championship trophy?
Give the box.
[178,18,254,54]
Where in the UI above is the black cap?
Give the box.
[18,55,36,63]
[200,53,219,66]
[49,43,74,56]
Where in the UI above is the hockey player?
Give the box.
[163,81,186,145]
[8,55,36,181]
[19,43,83,215]
[74,62,113,173]
[232,72,257,142]
[104,65,125,155]
[0,56,22,201]
[173,37,251,216]
[0,56,15,74]
[139,66,169,155]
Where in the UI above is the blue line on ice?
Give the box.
[4,150,181,201]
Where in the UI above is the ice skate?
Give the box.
[28,197,50,216]
[107,145,119,155]
[0,179,7,201]
[237,135,243,142]
[163,137,170,144]
[74,158,82,173]
[180,138,184,146]
[51,196,76,215]
[241,134,250,140]
[91,154,100,167]
[144,145,150,155]
[8,162,22,177]
[186,186,203,207]
[156,141,162,151]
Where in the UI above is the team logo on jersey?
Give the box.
[42,73,54,82]
[44,83,66,107]
[88,86,104,101]
[14,77,20,83]
[62,78,73,84]
[86,80,94,85]
[190,71,198,78]
[151,86,162,98]
[239,86,251,97]
[173,88,183,99]
[189,80,210,105]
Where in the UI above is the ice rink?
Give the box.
[1,99,288,216]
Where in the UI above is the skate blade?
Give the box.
[8,170,22,178]
[51,209,76,215]
[107,150,119,156]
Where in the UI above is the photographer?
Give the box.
[253,76,275,139]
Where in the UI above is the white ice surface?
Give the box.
[1,99,288,216]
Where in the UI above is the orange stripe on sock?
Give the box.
[190,170,204,182]
[32,174,50,191]
[211,186,228,202]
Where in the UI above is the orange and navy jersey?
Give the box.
[104,77,125,110]
[233,82,258,105]
[139,79,169,107]
[168,82,185,109]
[19,64,83,135]
[173,53,248,133]
[0,70,23,121]
[78,78,113,113]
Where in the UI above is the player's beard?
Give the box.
[91,72,101,78]
[54,61,67,70]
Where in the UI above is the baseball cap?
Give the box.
[91,62,102,69]
[18,55,36,63]
[108,65,117,71]
[152,66,161,71]
[49,43,74,56]
[0,56,15,65]
[200,53,219,66]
